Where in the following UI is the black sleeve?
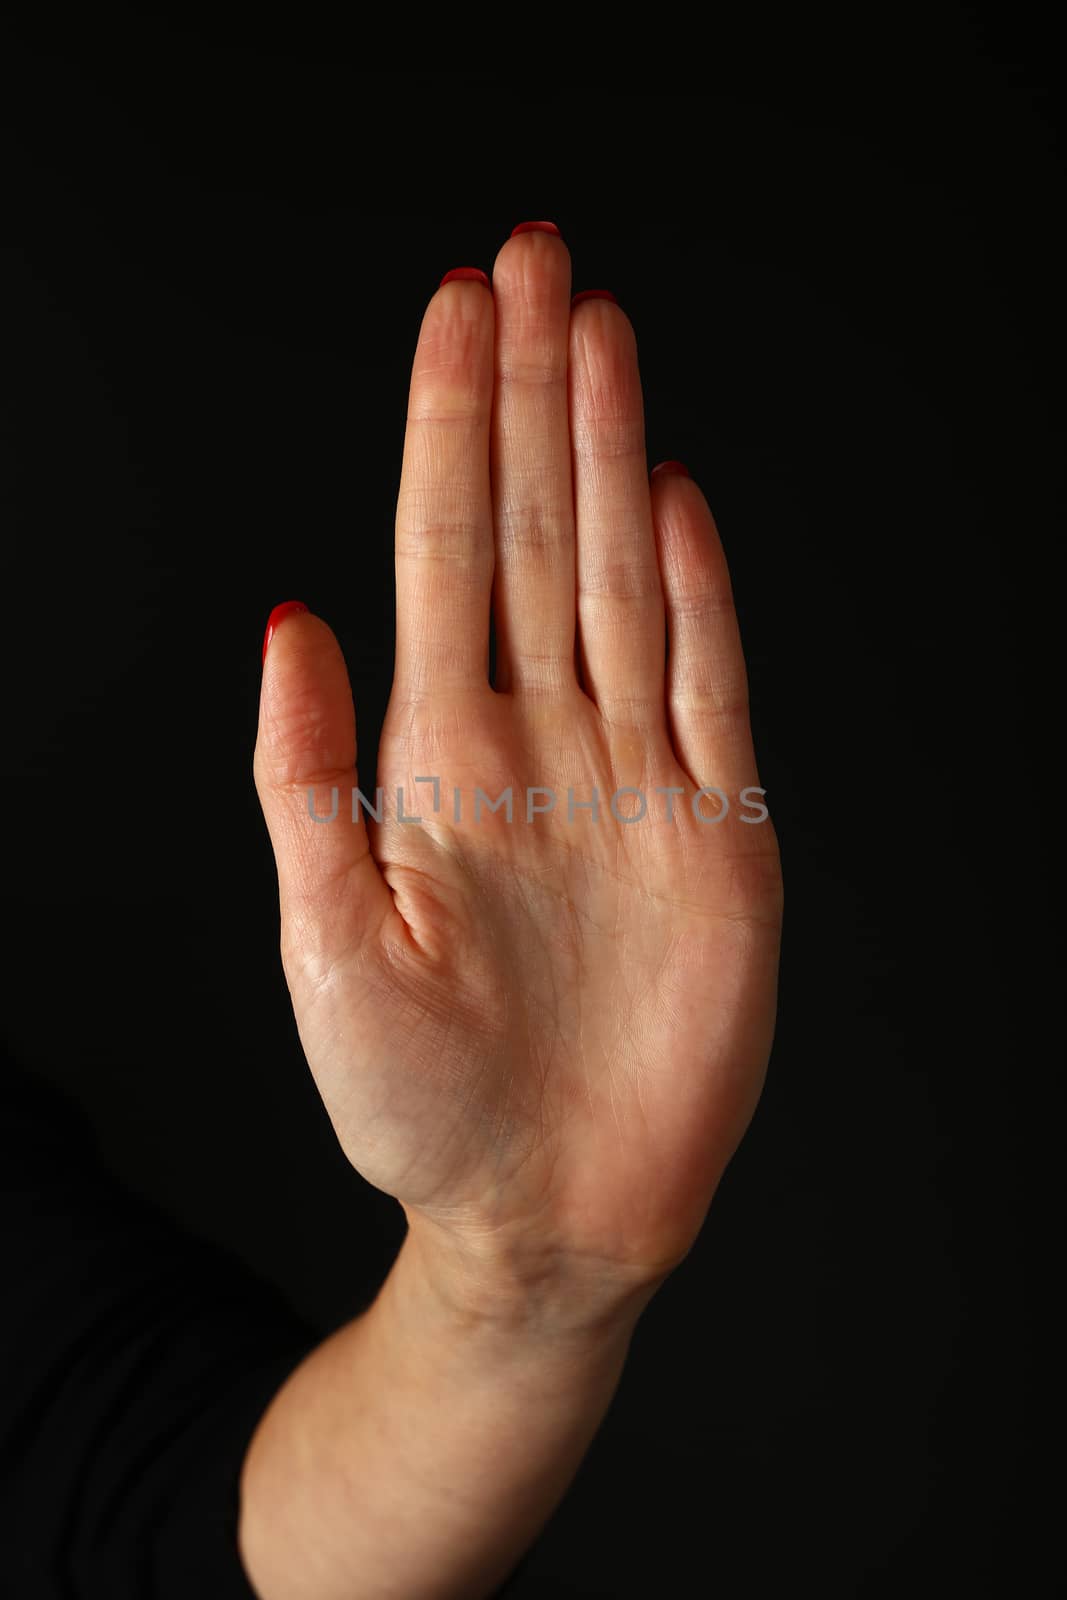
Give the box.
[0,1037,321,1599]
[0,1040,541,1599]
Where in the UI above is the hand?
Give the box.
[254,226,783,1336]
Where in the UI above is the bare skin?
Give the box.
[241,224,783,1599]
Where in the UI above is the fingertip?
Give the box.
[439,267,491,290]
[255,605,357,790]
[510,221,562,238]
[650,463,717,537]
[262,600,310,666]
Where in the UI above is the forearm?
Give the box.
[236,1225,642,1600]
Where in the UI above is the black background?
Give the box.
[0,12,1058,1596]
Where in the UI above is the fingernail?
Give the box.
[510,221,562,238]
[651,460,690,479]
[572,289,618,307]
[439,267,491,289]
[262,600,308,665]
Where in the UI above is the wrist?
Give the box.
[397,1208,664,1359]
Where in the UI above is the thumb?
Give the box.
[254,601,394,979]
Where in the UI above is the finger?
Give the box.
[394,270,495,698]
[650,465,760,796]
[570,295,666,730]
[254,602,394,975]
[489,223,576,694]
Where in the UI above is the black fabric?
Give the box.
[0,1035,319,1598]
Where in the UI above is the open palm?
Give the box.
[254,226,783,1318]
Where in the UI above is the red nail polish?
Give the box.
[262,600,308,665]
[439,267,491,289]
[510,221,562,238]
[571,289,618,307]
[651,460,690,479]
